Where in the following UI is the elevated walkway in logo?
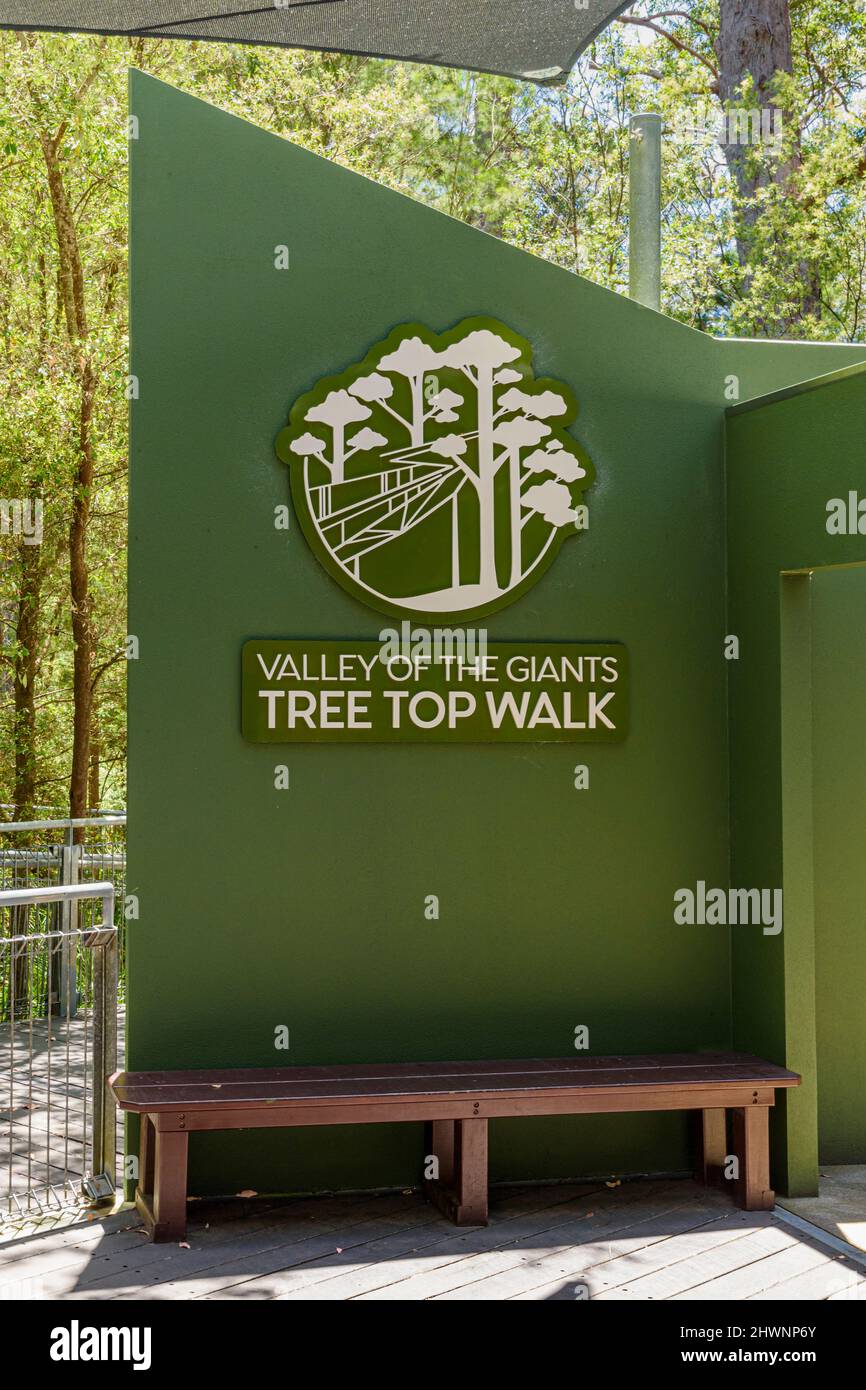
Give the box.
[311,459,464,566]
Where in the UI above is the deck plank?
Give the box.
[145,1187,610,1302]
[263,1186,683,1302]
[747,1259,865,1300]
[219,1184,608,1301]
[22,1194,421,1300]
[671,1239,839,1300]
[356,1186,727,1302]
[586,1209,775,1298]
[415,1196,735,1303]
[0,1178,856,1302]
[109,1215,440,1302]
[589,1222,793,1301]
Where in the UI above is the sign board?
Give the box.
[251,315,626,745]
[242,639,628,743]
[274,316,593,622]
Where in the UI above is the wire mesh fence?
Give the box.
[0,927,119,1224]
[0,820,125,1228]
[0,816,127,1016]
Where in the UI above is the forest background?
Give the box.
[2,1,865,817]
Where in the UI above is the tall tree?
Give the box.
[714,0,820,327]
[11,534,40,817]
[17,35,106,820]
[616,0,866,334]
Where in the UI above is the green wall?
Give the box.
[128,72,866,1197]
[812,566,866,1162]
[727,369,866,1191]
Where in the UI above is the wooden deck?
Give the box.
[2,1177,865,1301]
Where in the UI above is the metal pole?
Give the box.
[0,815,126,833]
[629,112,662,311]
[59,825,80,1019]
[91,930,118,1192]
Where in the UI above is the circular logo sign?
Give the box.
[275,316,593,621]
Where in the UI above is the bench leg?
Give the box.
[696,1107,727,1188]
[429,1120,455,1187]
[454,1118,488,1225]
[732,1106,775,1211]
[424,1118,488,1227]
[136,1122,189,1242]
[139,1112,155,1198]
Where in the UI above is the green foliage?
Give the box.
[1,7,865,808]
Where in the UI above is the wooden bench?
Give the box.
[110,1051,799,1242]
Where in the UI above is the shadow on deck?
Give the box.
[2,1177,865,1301]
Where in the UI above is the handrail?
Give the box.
[0,815,126,833]
[0,880,115,931]
[0,804,124,812]
[1,926,118,948]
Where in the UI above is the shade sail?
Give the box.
[0,2,633,83]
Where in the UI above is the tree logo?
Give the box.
[275,317,594,620]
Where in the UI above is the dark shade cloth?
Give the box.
[0,2,634,83]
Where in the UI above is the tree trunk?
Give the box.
[475,368,498,595]
[451,493,460,588]
[38,129,96,826]
[716,0,821,330]
[410,374,425,447]
[508,452,522,589]
[88,703,100,813]
[12,535,40,819]
[69,361,96,826]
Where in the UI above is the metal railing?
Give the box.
[0,815,127,1010]
[1,865,122,1225]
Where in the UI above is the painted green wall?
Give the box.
[811,565,866,1163]
[719,342,866,405]
[128,72,866,1197]
[726,369,866,1191]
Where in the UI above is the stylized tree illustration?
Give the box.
[492,417,551,455]
[347,372,393,404]
[305,389,371,483]
[428,433,469,463]
[349,369,464,444]
[346,427,388,457]
[440,328,522,594]
[524,440,588,484]
[522,478,582,528]
[519,435,588,535]
[495,386,570,422]
[275,317,593,618]
[375,337,444,446]
[492,416,553,586]
[429,434,469,587]
[289,431,328,464]
[347,372,408,436]
[427,388,464,423]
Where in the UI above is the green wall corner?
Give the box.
[727,374,866,1194]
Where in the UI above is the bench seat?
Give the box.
[110,1051,799,1241]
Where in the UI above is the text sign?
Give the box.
[242,640,628,743]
